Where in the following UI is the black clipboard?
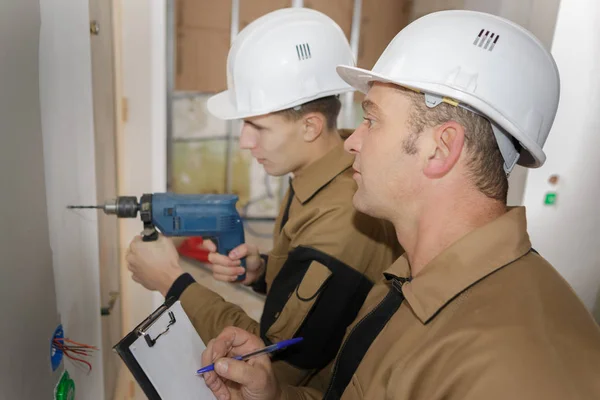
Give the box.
[113,297,177,400]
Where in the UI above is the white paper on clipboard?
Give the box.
[129,301,217,400]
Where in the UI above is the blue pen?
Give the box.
[196,337,303,375]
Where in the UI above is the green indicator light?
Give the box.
[544,192,557,205]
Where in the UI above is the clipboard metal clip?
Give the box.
[142,311,176,348]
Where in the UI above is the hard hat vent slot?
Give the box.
[473,29,500,51]
[296,43,312,61]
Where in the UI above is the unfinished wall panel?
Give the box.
[358,0,413,70]
[175,0,232,92]
[176,28,231,92]
[177,0,231,30]
[305,0,354,39]
[411,0,465,20]
[239,0,291,30]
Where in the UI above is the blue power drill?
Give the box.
[68,193,246,281]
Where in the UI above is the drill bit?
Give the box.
[66,197,139,217]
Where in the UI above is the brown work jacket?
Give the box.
[179,140,402,386]
[282,207,600,399]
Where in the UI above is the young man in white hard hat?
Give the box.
[199,10,600,400]
[124,8,401,386]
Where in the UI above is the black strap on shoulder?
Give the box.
[279,178,294,233]
[323,274,407,399]
[323,248,538,398]
[260,246,373,371]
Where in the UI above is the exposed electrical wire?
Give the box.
[52,337,99,374]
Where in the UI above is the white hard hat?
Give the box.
[337,10,560,172]
[207,8,355,120]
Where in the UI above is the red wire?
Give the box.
[65,348,90,356]
[62,338,99,350]
[53,339,97,353]
[63,349,93,372]
[52,339,96,372]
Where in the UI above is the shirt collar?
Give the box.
[385,207,532,324]
[291,142,354,204]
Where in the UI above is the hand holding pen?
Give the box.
[197,337,303,375]
[200,327,300,400]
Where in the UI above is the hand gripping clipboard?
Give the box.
[113,297,216,400]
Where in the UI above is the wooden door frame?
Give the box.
[88,0,123,398]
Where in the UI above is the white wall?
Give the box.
[463,0,560,49]
[0,2,63,398]
[39,0,105,397]
[118,0,167,336]
[523,0,600,315]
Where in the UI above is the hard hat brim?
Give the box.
[206,90,252,120]
[207,87,356,121]
[336,65,404,95]
[336,65,545,168]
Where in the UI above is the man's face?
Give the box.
[344,82,425,220]
[239,113,305,176]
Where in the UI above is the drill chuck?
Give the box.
[103,196,139,218]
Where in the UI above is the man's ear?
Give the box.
[423,121,465,179]
[302,112,325,142]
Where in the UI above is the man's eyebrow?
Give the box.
[243,120,267,130]
[361,99,381,114]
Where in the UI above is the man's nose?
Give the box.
[239,126,257,149]
[344,124,365,154]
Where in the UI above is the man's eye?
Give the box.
[362,117,373,128]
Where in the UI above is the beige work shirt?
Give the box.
[283,207,600,399]
[180,140,402,386]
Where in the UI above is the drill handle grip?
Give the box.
[177,237,210,263]
[177,236,246,282]
[142,223,159,242]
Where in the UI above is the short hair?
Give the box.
[403,89,508,203]
[276,95,342,131]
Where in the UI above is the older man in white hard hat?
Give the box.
[124,8,401,386]
[199,10,600,400]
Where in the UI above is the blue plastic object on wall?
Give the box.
[50,324,64,371]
